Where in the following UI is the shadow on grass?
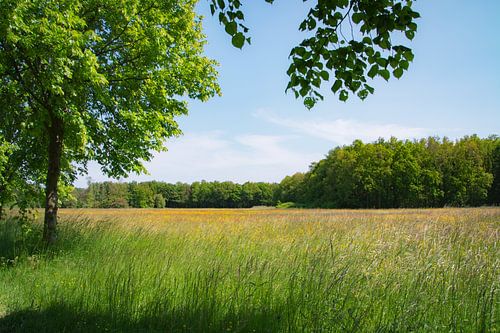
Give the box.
[0,302,288,333]
[0,218,43,263]
[0,218,95,265]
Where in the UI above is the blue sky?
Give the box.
[76,0,500,187]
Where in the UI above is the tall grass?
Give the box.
[0,208,498,332]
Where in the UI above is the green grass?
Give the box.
[0,208,498,332]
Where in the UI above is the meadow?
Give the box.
[0,208,498,332]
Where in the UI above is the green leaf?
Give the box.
[367,65,378,79]
[376,58,387,67]
[231,32,245,49]
[329,34,339,43]
[339,90,349,102]
[393,68,403,79]
[297,64,307,75]
[332,79,342,93]
[357,89,369,100]
[299,86,309,97]
[308,19,317,30]
[299,20,307,31]
[320,71,329,81]
[379,69,390,81]
[217,0,225,10]
[304,97,316,109]
[364,84,375,94]
[379,39,390,49]
[403,51,414,62]
[389,57,398,69]
[225,22,237,35]
[350,80,361,92]
[294,47,306,57]
[352,13,363,24]
[312,78,321,88]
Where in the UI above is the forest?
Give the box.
[63,135,500,209]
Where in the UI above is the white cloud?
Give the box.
[75,131,320,187]
[254,109,431,145]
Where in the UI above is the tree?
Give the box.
[210,0,420,108]
[153,193,166,208]
[128,182,155,208]
[0,133,45,217]
[162,182,191,208]
[102,182,129,208]
[0,137,11,218]
[277,173,305,204]
[0,0,220,243]
[241,182,261,207]
[487,140,500,205]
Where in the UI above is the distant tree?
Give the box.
[85,183,97,209]
[102,182,129,208]
[354,140,393,208]
[189,181,202,208]
[255,182,278,206]
[489,143,500,204]
[434,136,493,206]
[278,173,305,204]
[153,193,166,209]
[219,181,242,208]
[387,139,420,207]
[162,182,190,208]
[70,188,88,208]
[455,136,493,206]
[128,183,155,208]
[241,182,260,208]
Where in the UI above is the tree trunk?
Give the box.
[43,116,64,245]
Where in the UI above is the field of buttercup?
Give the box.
[1,208,499,332]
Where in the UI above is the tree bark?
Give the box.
[43,115,64,245]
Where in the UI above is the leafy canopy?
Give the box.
[0,0,220,181]
[210,0,420,108]
[0,137,11,188]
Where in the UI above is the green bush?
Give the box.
[276,201,296,208]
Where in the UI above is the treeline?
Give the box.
[63,135,500,209]
[282,135,499,208]
[65,181,278,208]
